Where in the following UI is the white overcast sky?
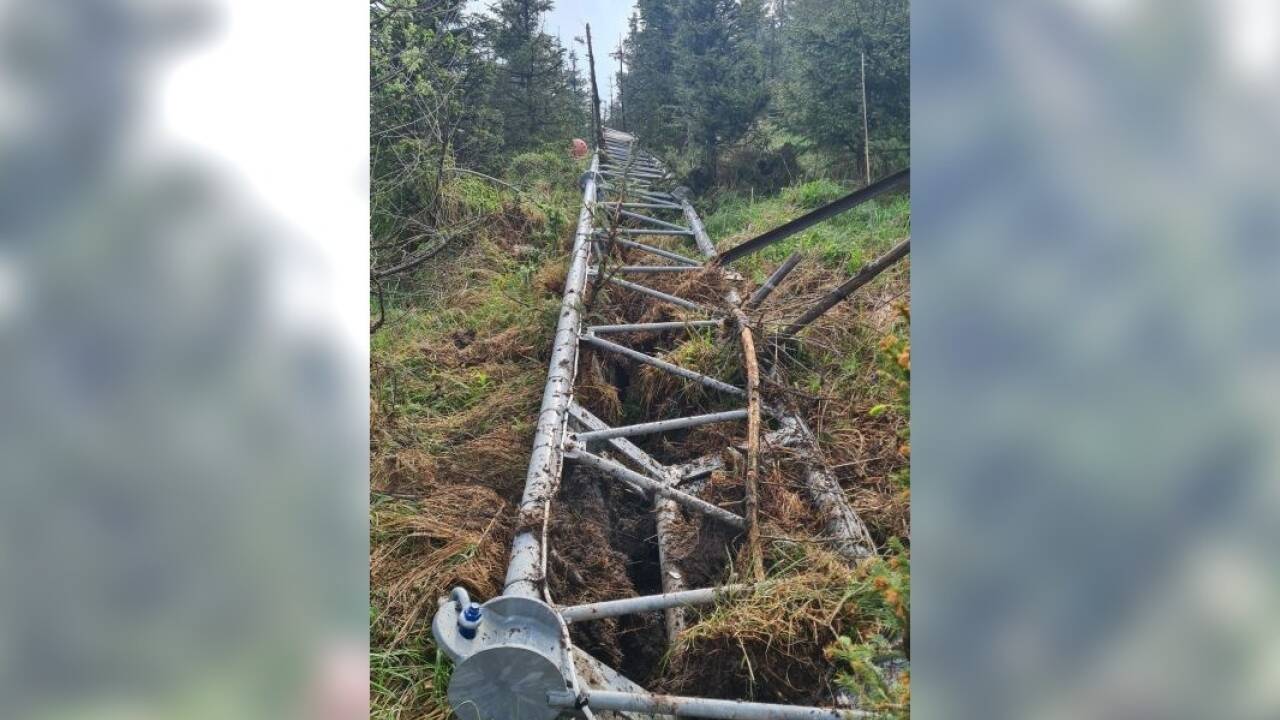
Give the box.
[469,0,637,65]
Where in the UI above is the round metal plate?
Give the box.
[448,645,567,720]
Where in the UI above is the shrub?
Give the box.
[442,175,503,216]
[782,178,845,209]
[506,149,578,189]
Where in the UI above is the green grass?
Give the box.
[703,179,911,282]
[370,159,910,717]
[370,151,589,720]
[369,641,452,720]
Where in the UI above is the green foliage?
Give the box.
[824,541,911,718]
[446,176,504,216]
[506,150,579,189]
[620,1,681,148]
[619,0,908,185]
[619,0,768,185]
[702,178,910,279]
[875,303,911,487]
[826,635,910,717]
[673,0,769,185]
[779,0,909,179]
[370,0,500,282]
[485,0,588,154]
[369,643,452,720]
[369,0,590,292]
[782,178,846,209]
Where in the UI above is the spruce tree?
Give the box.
[780,0,909,178]
[673,0,768,183]
[489,0,576,153]
[623,2,680,149]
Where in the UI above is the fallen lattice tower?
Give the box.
[432,128,906,719]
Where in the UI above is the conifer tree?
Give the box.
[622,2,680,149]
[489,0,577,153]
[672,0,768,182]
[780,0,909,178]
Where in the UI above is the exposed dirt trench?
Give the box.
[549,279,752,685]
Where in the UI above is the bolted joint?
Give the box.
[458,602,483,639]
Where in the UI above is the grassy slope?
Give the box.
[370,152,583,719]
[694,181,911,713]
[705,178,910,282]
[369,163,911,718]
[703,180,911,526]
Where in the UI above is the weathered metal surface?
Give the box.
[579,334,744,397]
[595,274,707,311]
[565,449,745,529]
[503,154,600,599]
[434,594,571,720]
[567,401,668,480]
[781,237,910,338]
[573,409,749,444]
[744,251,804,309]
[601,236,701,265]
[572,649,668,719]
[548,690,867,719]
[587,319,721,334]
[604,187,679,204]
[559,585,750,623]
[600,170,666,181]
[616,264,702,274]
[652,473,687,644]
[768,417,877,561]
[616,228,695,236]
[603,201,685,210]
[616,208,692,231]
[679,197,720,259]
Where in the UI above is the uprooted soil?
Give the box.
[371,195,911,714]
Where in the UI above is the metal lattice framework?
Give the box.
[432,129,890,720]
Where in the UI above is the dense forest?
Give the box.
[371,0,908,290]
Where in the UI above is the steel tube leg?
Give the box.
[503,155,600,598]
[564,449,745,529]
[548,690,868,719]
[559,585,750,623]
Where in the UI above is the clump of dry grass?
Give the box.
[574,351,623,424]
[662,541,909,707]
[371,366,543,496]
[633,332,742,416]
[743,255,912,545]
[371,485,514,647]
[368,485,511,718]
[533,260,568,297]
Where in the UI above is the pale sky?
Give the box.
[469,0,637,79]
[544,0,636,57]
